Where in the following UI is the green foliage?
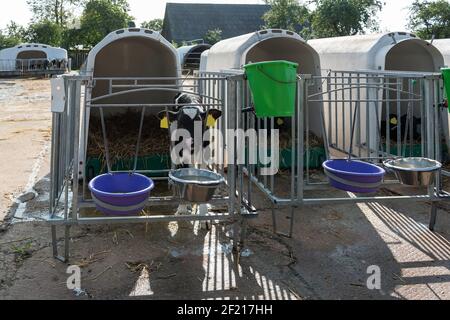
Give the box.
[27,0,84,27]
[141,19,163,32]
[408,0,450,39]
[312,0,383,38]
[263,0,312,38]
[28,20,64,47]
[204,28,222,45]
[79,0,134,48]
[0,22,27,50]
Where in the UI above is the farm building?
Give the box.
[161,3,270,44]
[0,43,68,74]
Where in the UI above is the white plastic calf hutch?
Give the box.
[201,29,323,136]
[0,43,68,74]
[79,28,181,177]
[308,32,448,157]
[177,44,211,71]
[433,39,450,66]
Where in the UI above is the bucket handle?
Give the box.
[256,65,298,85]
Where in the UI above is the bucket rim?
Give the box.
[89,172,155,198]
[322,159,386,177]
[243,60,299,69]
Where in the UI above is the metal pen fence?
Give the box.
[0,58,69,76]
[226,69,450,237]
[48,74,256,262]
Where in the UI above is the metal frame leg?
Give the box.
[274,205,296,239]
[51,225,71,263]
[429,203,438,231]
[271,203,278,234]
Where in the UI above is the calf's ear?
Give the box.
[204,109,222,128]
[157,111,178,129]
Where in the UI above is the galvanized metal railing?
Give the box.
[201,70,450,237]
[0,58,69,75]
[48,73,256,262]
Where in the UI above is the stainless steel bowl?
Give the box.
[383,157,442,186]
[169,168,225,203]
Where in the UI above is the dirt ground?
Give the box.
[0,78,51,221]
[0,79,450,300]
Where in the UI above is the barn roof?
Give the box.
[161,3,270,43]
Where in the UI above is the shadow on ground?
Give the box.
[0,174,449,300]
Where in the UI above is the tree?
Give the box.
[78,0,134,48]
[27,0,84,27]
[408,0,450,39]
[263,0,312,38]
[28,20,64,47]
[141,19,163,32]
[204,28,222,45]
[0,22,27,49]
[311,0,383,38]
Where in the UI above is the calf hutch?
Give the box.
[49,28,256,262]
[79,28,182,180]
[178,44,212,71]
[201,29,323,134]
[46,25,450,264]
[308,32,449,158]
[0,43,68,76]
[434,39,450,66]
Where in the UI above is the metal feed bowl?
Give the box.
[169,168,225,203]
[383,158,442,187]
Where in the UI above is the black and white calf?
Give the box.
[158,92,222,167]
[158,92,223,219]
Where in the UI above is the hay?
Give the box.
[279,130,324,150]
[87,112,171,167]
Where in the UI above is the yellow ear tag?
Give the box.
[160,116,169,129]
[207,114,216,127]
[277,118,284,126]
[390,117,398,125]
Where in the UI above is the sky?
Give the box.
[0,0,416,33]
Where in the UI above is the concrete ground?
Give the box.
[1,79,450,300]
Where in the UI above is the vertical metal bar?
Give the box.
[366,75,371,159]
[327,72,332,148]
[357,74,362,158]
[385,77,391,157]
[71,80,82,223]
[227,78,237,220]
[133,107,147,172]
[305,80,310,184]
[334,72,338,150]
[420,79,426,157]
[396,78,402,157]
[342,72,346,151]
[425,79,434,158]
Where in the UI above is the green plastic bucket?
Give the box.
[244,60,298,118]
[442,68,450,113]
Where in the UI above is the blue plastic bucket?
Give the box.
[88,173,155,216]
[322,160,386,194]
